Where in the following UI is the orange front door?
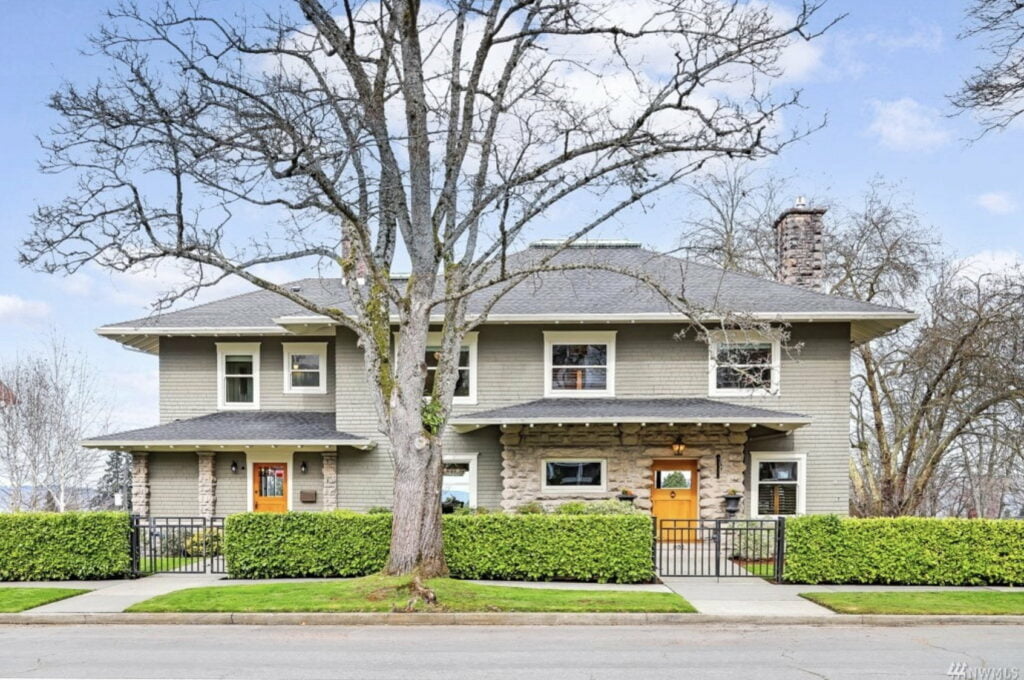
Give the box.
[651,459,698,540]
[253,463,288,513]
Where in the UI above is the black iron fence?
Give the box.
[130,516,227,576]
[655,517,785,581]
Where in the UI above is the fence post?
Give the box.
[774,516,786,584]
[129,515,141,579]
[651,517,658,579]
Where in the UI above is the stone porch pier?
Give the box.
[498,423,748,517]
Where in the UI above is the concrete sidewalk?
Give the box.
[660,577,1020,617]
[28,574,225,613]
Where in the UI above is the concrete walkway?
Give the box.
[660,577,1020,617]
[28,574,225,613]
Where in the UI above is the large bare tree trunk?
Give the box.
[387,437,446,577]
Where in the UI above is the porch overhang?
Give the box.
[81,411,376,451]
[449,398,811,434]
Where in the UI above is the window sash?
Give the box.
[424,347,472,398]
[224,354,256,403]
[543,460,605,489]
[550,344,608,391]
[757,482,798,515]
[712,340,777,392]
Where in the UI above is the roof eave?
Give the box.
[449,415,811,434]
[81,438,376,451]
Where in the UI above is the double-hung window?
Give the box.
[709,331,780,396]
[441,453,478,509]
[422,332,478,404]
[750,453,806,517]
[282,343,328,395]
[541,459,607,492]
[544,331,616,397]
[217,342,260,410]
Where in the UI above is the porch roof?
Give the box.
[81,411,375,451]
[449,398,811,433]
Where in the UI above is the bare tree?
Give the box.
[683,172,1024,517]
[0,337,110,512]
[21,0,834,575]
[951,0,1024,133]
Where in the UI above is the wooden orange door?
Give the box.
[651,460,698,541]
[253,463,288,513]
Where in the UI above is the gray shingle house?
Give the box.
[84,204,914,523]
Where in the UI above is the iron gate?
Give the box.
[656,517,785,581]
[130,516,227,575]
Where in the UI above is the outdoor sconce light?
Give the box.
[230,461,238,474]
[300,461,308,474]
[671,437,686,455]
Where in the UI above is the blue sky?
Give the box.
[1,0,1021,432]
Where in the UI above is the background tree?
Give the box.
[682,170,1024,517]
[91,451,133,511]
[21,0,833,575]
[952,0,1024,133]
[0,336,110,512]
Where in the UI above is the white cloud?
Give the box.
[866,98,952,151]
[866,23,943,52]
[976,192,1017,215]
[0,295,51,325]
[958,250,1024,278]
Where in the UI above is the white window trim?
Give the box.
[543,330,616,398]
[216,342,261,410]
[442,452,479,508]
[749,452,806,518]
[540,458,608,493]
[707,330,781,397]
[282,342,328,395]
[393,331,479,405]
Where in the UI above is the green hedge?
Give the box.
[444,514,653,583]
[224,512,654,583]
[224,511,392,578]
[784,515,1024,585]
[0,512,131,581]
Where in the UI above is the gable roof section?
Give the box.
[81,411,374,450]
[97,242,915,351]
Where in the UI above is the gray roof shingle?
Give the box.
[450,397,810,430]
[82,411,372,447]
[101,243,911,331]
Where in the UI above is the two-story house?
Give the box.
[83,203,914,526]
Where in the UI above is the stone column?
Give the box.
[321,452,338,510]
[130,452,150,516]
[197,452,217,518]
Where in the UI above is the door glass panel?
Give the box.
[656,469,692,489]
[258,466,285,497]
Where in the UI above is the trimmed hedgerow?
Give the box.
[224,511,655,583]
[0,512,131,581]
[224,511,391,579]
[783,515,1024,585]
[444,514,654,583]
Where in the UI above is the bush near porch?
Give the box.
[0,512,131,581]
[224,511,654,583]
[784,515,1024,585]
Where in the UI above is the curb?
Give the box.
[2,612,1023,626]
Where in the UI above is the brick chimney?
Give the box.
[774,197,826,290]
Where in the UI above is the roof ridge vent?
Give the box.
[529,239,641,249]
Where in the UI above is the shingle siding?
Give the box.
[214,452,247,515]
[149,452,200,516]
[160,336,335,423]
[154,321,851,515]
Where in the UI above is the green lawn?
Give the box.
[127,574,695,613]
[0,587,90,613]
[801,591,1024,615]
[137,556,201,574]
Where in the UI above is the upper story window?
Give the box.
[543,331,616,397]
[750,453,806,517]
[216,342,260,410]
[422,332,478,405]
[282,342,328,395]
[708,331,780,397]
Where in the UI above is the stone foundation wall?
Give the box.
[499,423,747,517]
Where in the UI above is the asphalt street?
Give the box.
[0,624,1021,680]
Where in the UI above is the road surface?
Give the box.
[0,624,1020,679]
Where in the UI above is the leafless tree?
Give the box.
[21,0,835,575]
[951,0,1024,133]
[0,336,110,512]
[683,172,1024,517]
